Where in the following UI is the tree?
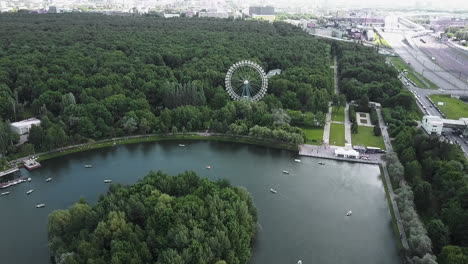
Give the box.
[439,245,468,264]
[414,181,432,211]
[314,111,326,128]
[427,219,450,254]
[359,95,369,110]
[373,125,381,136]
[48,171,258,264]
[351,122,358,134]
[271,108,291,126]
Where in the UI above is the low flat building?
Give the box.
[10,118,41,135]
[335,144,359,159]
[422,115,468,136]
[267,69,282,78]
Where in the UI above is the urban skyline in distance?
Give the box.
[2,0,468,12]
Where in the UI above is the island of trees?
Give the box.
[48,171,258,264]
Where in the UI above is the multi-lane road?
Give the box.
[379,16,468,91]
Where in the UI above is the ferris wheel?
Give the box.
[225,60,268,101]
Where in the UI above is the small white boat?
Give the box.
[36,204,45,208]
[46,178,52,182]
[298,261,302,264]
[346,210,352,216]
[282,170,290,174]
[294,159,301,163]
[26,189,34,195]
[1,192,10,196]
[206,165,211,169]
[270,188,278,194]
[28,177,31,182]
[104,179,112,183]
[178,144,186,147]
[318,162,325,165]
[85,164,93,168]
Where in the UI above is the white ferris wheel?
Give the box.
[225,60,268,101]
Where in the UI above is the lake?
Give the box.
[0,141,400,264]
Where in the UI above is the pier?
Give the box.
[0,167,20,178]
[299,144,381,165]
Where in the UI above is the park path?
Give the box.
[323,104,332,145]
[376,108,394,153]
[344,103,352,145]
[323,56,340,145]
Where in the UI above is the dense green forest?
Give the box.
[48,171,257,264]
[0,14,333,159]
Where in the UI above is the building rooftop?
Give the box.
[10,118,41,128]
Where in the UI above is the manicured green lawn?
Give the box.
[390,57,437,89]
[352,126,386,150]
[331,107,345,122]
[329,123,345,146]
[301,127,324,145]
[430,95,468,119]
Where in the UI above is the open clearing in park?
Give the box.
[329,123,345,146]
[301,127,324,145]
[430,95,468,120]
[331,107,345,122]
[352,126,386,150]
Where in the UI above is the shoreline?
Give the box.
[11,133,299,163]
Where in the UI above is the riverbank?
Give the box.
[379,165,405,251]
[17,133,298,163]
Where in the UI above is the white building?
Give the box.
[422,115,468,136]
[267,69,282,78]
[198,11,229,19]
[10,118,41,135]
[334,144,359,159]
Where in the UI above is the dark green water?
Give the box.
[0,141,400,264]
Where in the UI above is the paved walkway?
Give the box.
[344,103,352,145]
[323,104,332,145]
[382,163,409,250]
[333,56,339,95]
[376,108,394,152]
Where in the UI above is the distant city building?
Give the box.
[252,14,275,22]
[164,13,180,18]
[249,6,274,16]
[199,9,229,19]
[48,6,57,13]
[10,118,41,135]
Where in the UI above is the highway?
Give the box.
[399,74,468,156]
[416,35,468,84]
[379,16,468,90]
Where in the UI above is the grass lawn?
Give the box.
[329,123,345,146]
[430,95,468,119]
[331,107,345,122]
[389,57,437,89]
[352,126,386,149]
[301,127,324,145]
